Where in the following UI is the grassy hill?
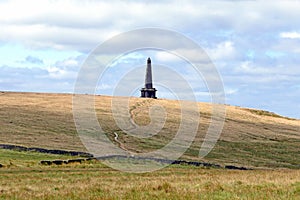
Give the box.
[0,91,299,168]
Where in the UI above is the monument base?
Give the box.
[140,88,157,99]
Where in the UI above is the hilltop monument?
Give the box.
[140,57,157,99]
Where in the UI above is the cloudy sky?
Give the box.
[0,0,300,119]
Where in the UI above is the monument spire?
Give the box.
[141,57,157,99]
[145,57,153,89]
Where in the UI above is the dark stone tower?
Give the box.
[141,57,157,99]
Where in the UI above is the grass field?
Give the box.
[0,91,300,199]
[0,149,299,200]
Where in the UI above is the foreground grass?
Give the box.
[0,165,299,199]
[0,150,299,199]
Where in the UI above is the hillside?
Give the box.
[0,91,299,168]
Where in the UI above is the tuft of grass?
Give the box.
[244,108,295,120]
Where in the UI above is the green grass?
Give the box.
[0,149,77,168]
[202,140,300,169]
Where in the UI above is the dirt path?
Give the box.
[113,132,129,152]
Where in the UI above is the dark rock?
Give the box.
[67,158,85,164]
[40,160,52,165]
[52,160,64,165]
[225,165,248,170]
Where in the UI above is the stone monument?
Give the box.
[140,57,157,99]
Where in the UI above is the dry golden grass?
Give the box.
[0,92,83,151]
[0,91,300,168]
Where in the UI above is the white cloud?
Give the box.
[207,41,237,61]
[235,61,270,74]
[97,83,113,90]
[225,88,238,95]
[45,55,84,79]
[47,66,66,79]
[155,51,181,63]
[280,32,300,39]
[234,61,300,76]
[155,48,210,63]
[1,0,300,51]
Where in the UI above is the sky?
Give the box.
[0,0,300,119]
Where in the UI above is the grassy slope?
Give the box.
[0,91,299,168]
[0,149,299,199]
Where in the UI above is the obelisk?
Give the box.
[140,57,157,99]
